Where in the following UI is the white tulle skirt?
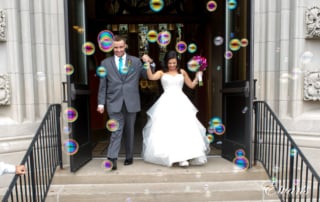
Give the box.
[142,89,210,167]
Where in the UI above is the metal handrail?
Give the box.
[254,101,320,201]
[2,104,63,202]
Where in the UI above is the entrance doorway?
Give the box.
[84,1,225,158]
[88,24,222,158]
[64,0,254,172]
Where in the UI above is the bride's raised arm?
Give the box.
[145,62,163,81]
[141,54,162,81]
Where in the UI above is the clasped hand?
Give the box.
[141,54,153,63]
[16,165,26,175]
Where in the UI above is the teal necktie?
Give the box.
[119,57,123,74]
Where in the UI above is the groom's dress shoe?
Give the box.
[108,158,117,170]
[124,159,133,165]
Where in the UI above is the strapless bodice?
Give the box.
[160,74,184,92]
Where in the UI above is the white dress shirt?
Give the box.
[115,54,126,71]
[0,162,16,175]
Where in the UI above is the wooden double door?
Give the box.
[63,0,254,172]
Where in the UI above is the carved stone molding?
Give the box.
[0,9,7,42]
[304,71,320,101]
[0,74,10,105]
[305,6,320,39]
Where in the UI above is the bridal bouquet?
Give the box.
[187,55,208,86]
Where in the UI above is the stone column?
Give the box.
[254,0,320,146]
[0,0,66,124]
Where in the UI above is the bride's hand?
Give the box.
[196,71,203,77]
[196,71,203,86]
[141,54,153,63]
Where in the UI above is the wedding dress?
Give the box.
[142,73,210,167]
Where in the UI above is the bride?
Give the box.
[142,50,210,167]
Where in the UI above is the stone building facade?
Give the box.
[254,0,320,149]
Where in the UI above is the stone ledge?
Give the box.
[290,132,320,149]
[0,123,39,154]
[0,123,39,138]
[0,137,33,154]
[290,131,320,137]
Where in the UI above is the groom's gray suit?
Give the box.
[98,54,148,160]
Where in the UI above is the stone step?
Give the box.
[46,181,280,202]
[46,157,281,201]
[52,157,269,185]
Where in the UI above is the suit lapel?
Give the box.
[111,56,123,80]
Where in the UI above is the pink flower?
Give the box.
[190,55,208,87]
[192,56,208,71]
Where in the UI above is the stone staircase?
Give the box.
[46,156,280,202]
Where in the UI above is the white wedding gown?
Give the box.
[142,73,210,167]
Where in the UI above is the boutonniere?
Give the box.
[125,59,133,74]
[127,59,132,68]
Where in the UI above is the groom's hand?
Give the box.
[97,105,104,114]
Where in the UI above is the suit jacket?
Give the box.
[97,54,147,113]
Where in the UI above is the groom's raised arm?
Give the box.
[141,54,155,79]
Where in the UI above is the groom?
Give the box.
[97,35,154,170]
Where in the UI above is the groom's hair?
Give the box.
[113,35,127,44]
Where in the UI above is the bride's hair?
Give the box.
[162,50,181,73]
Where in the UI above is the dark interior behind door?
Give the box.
[221,0,254,168]
[65,0,92,172]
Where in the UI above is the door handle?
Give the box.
[62,82,77,102]
[62,82,90,102]
[62,82,68,103]
[71,83,76,100]
[244,81,249,98]
[61,82,76,102]
[253,79,257,100]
